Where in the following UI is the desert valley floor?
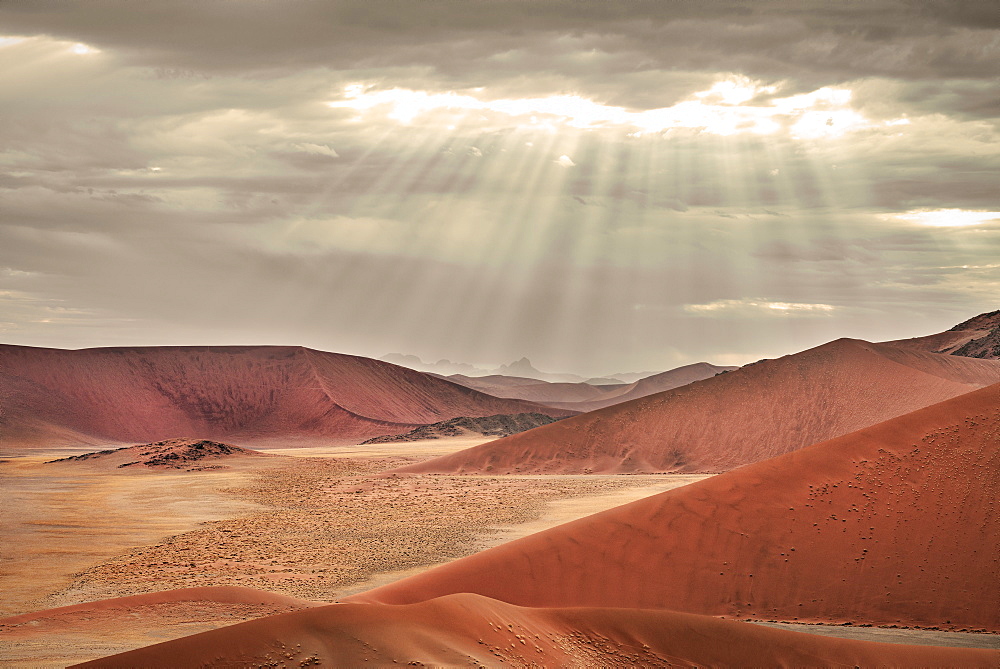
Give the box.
[1,439,717,666]
[1,311,1000,666]
[2,435,999,667]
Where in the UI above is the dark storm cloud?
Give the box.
[2,1,998,99]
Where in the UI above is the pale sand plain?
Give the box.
[2,435,997,667]
[1,438,692,666]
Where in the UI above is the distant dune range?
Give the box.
[0,345,573,448]
[445,361,737,412]
[398,338,1000,474]
[70,593,1000,668]
[351,383,1000,632]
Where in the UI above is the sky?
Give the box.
[1,0,998,376]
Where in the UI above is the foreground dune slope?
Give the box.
[72,593,1000,668]
[400,338,1000,474]
[0,344,571,446]
[355,383,1000,632]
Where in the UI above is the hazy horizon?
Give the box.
[1,1,997,377]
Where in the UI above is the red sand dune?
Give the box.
[353,383,1000,633]
[399,338,1000,474]
[0,345,573,448]
[71,593,1000,668]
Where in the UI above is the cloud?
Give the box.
[0,2,997,374]
[684,298,838,318]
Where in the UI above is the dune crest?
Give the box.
[70,593,1000,668]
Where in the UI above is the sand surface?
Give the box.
[258,435,499,459]
[401,338,1000,474]
[750,620,1000,649]
[72,593,1000,668]
[0,454,270,617]
[479,473,712,548]
[352,382,1000,633]
[1,445,685,666]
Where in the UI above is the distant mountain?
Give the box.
[379,354,487,376]
[382,354,596,383]
[492,357,587,383]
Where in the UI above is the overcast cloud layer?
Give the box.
[1,0,998,375]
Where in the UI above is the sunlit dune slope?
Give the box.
[355,383,1000,632]
[399,338,1000,474]
[71,593,1000,668]
[0,345,572,447]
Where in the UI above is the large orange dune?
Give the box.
[353,383,1000,632]
[0,345,572,448]
[399,338,1000,474]
[71,593,1000,668]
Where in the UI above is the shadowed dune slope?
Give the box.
[399,338,1000,474]
[0,345,572,447]
[72,593,1000,668]
[354,383,1000,632]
